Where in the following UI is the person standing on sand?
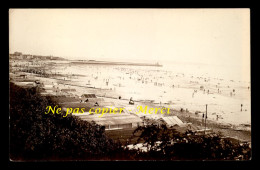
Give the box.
[241,104,243,111]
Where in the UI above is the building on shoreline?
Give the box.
[9,52,65,60]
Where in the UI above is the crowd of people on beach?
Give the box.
[12,60,250,126]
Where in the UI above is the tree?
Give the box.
[131,124,251,160]
[9,83,117,160]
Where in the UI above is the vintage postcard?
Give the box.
[9,8,251,161]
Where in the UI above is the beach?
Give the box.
[55,61,251,125]
[10,59,251,142]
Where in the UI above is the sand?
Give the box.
[10,60,251,141]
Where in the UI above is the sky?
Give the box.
[9,9,250,68]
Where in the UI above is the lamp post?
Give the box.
[204,104,207,135]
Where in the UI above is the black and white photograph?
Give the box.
[9,8,251,161]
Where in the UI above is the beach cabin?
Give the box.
[11,72,28,80]
[72,110,143,130]
[158,116,186,127]
[81,94,99,102]
[157,116,206,134]
[50,96,80,103]
[12,81,37,88]
[19,74,27,79]
[81,94,97,98]
[60,88,76,92]
[61,103,93,112]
